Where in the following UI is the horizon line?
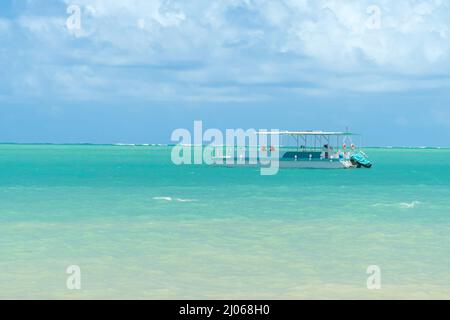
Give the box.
[0,143,449,149]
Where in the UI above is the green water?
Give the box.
[0,145,449,299]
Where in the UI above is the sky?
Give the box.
[0,0,450,146]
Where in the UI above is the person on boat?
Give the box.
[322,144,333,159]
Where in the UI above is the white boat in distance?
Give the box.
[212,131,372,169]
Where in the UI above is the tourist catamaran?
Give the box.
[213,130,372,169]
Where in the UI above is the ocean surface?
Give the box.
[0,144,449,299]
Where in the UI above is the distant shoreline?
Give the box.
[0,143,449,149]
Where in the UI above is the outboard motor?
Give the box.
[350,152,372,168]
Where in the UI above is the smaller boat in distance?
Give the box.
[213,130,372,169]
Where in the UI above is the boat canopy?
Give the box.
[257,131,358,136]
[256,130,362,152]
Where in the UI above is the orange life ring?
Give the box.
[270,146,275,152]
[261,146,267,152]
[343,143,347,150]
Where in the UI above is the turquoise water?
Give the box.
[0,145,449,299]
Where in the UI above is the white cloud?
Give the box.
[284,0,450,71]
[2,0,450,101]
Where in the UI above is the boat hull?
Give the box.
[278,160,351,169]
[213,159,354,169]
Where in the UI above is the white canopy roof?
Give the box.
[257,131,356,136]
